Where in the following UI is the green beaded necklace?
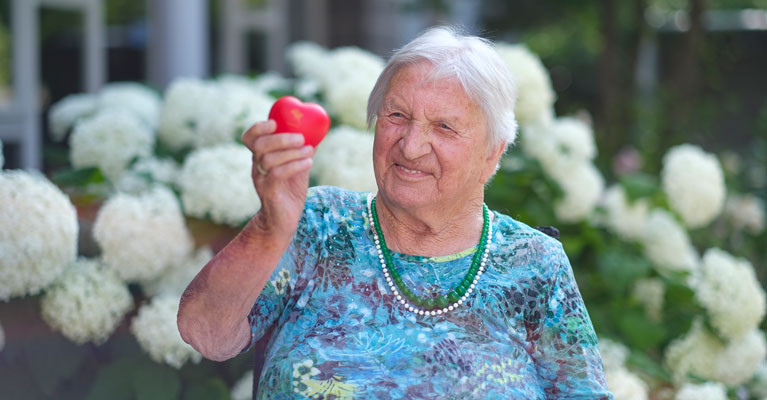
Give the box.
[367,194,491,316]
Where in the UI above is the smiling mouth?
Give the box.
[394,163,429,176]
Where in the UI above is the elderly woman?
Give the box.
[178,27,611,399]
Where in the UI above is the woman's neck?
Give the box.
[373,193,486,257]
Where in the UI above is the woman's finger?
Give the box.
[264,157,313,181]
[241,120,276,151]
[253,133,305,156]
[260,146,314,172]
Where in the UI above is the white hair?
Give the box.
[367,26,518,151]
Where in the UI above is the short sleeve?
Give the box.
[239,187,328,353]
[533,247,613,399]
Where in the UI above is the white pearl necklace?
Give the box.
[365,193,491,316]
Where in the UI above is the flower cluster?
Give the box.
[520,117,604,222]
[724,194,765,235]
[674,382,727,400]
[93,185,193,282]
[312,126,377,192]
[41,258,132,344]
[0,170,78,300]
[158,77,274,151]
[115,156,181,194]
[230,370,254,400]
[599,338,649,400]
[131,295,202,368]
[69,108,154,181]
[178,143,261,226]
[48,93,98,141]
[631,278,665,322]
[665,319,766,386]
[287,43,384,129]
[97,82,162,128]
[494,43,556,125]
[661,145,725,229]
[48,82,161,142]
[598,185,649,241]
[640,209,699,274]
[694,248,766,339]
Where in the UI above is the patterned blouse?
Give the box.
[243,186,612,399]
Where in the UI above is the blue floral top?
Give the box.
[243,186,612,399]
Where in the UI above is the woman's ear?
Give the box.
[481,141,507,183]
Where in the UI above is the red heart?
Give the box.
[268,96,330,147]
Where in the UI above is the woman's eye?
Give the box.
[439,123,452,131]
[390,112,404,118]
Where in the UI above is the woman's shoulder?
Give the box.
[305,185,369,210]
[488,210,566,275]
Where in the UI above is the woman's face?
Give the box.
[373,62,502,212]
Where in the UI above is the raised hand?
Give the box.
[241,120,315,239]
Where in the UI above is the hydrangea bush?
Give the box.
[0,38,763,400]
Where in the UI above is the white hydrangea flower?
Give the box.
[142,247,213,298]
[725,194,765,235]
[319,47,383,129]
[286,41,329,83]
[665,320,767,386]
[195,81,274,149]
[158,78,214,150]
[178,143,261,226]
[599,185,650,241]
[641,209,699,274]
[115,156,182,194]
[325,76,376,130]
[312,126,377,192]
[93,185,193,282]
[695,248,766,339]
[549,161,604,222]
[253,71,291,93]
[748,361,767,399]
[598,337,630,370]
[98,82,162,128]
[518,120,560,172]
[158,78,274,151]
[41,258,133,345]
[606,367,649,400]
[548,117,596,162]
[131,295,202,369]
[0,170,78,300]
[231,370,254,400]
[661,144,725,229]
[632,278,665,322]
[495,43,556,125]
[69,108,154,181]
[674,382,727,400]
[48,93,98,141]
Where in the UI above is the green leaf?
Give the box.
[21,335,87,396]
[619,173,659,202]
[183,378,231,400]
[132,362,182,400]
[596,249,651,295]
[85,358,141,400]
[615,309,667,351]
[626,351,671,382]
[51,167,106,187]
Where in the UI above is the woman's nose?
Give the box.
[399,123,431,160]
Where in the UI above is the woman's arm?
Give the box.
[177,120,315,362]
[534,245,613,399]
